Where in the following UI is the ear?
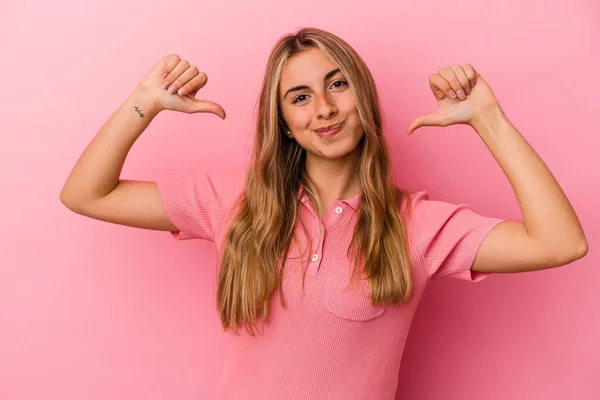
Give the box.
[283,125,293,137]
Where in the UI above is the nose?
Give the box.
[316,92,337,119]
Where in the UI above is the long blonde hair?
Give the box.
[217,27,414,335]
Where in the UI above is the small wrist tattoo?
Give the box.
[134,106,145,118]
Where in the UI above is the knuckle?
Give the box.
[188,65,199,74]
[198,72,208,82]
[173,78,185,88]
[179,59,190,68]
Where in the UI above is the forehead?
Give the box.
[279,48,338,91]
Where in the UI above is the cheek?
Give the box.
[284,107,313,129]
[338,93,359,117]
[341,98,363,138]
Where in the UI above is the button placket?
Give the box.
[306,201,350,275]
[308,224,326,275]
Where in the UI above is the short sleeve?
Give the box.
[155,172,246,241]
[408,191,505,282]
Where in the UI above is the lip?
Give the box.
[315,122,344,137]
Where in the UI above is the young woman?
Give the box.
[60,28,587,399]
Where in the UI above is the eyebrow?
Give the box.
[282,68,342,100]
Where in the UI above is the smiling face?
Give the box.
[278,48,364,163]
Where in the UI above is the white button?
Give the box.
[311,254,319,262]
[335,206,343,214]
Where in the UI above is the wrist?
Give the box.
[469,103,506,130]
[469,104,514,143]
[130,86,162,117]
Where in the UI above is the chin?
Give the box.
[313,141,361,160]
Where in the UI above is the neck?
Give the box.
[304,145,362,210]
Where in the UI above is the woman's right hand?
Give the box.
[137,54,226,119]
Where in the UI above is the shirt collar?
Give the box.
[296,187,361,211]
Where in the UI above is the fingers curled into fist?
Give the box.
[160,55,208,97]
[429,64,478,101]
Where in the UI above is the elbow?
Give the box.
[557,240,589,266]
[60,189,71,208]
[60,188,84,213]
[60,188,74,209]
[572,229,589,260]
[575,240,589,260]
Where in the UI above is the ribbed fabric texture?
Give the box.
[155,173,504,400]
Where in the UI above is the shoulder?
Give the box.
[401,190,504,281]
[401,190,485,228]
[399,189,501,253]
[157,171,246,206]
[155,171,247,241]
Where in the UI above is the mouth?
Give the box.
[315,122,344,137]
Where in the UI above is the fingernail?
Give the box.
[456,90,466,100]
[162,81,170,89]
[449,90,457,99]
[168,85,176,94]
[178,87,187,95]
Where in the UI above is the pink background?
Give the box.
[1,0,598,399]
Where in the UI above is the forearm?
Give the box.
[60,87,160,204]
[470,105,587,251]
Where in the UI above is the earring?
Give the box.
[287,130,292,137]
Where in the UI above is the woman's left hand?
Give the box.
[407,64,501,135]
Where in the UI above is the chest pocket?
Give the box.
[324,259,387,321]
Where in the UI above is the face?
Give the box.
[279,48,364,162]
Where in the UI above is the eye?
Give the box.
[291,80,347,104]
[292,94,308,104]
[331,80,348,89]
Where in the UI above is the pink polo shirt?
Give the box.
[156,172,504,399]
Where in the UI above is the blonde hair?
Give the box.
[217,27,414,335]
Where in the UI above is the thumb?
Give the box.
[187,98,227,119]
[407,111,444,135]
